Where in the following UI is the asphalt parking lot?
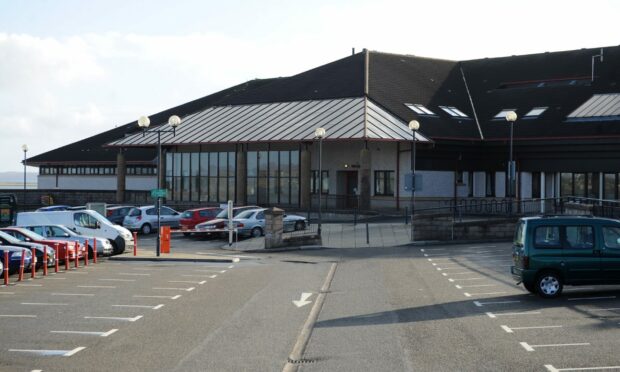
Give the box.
[416,243,620,372]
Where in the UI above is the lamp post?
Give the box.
[408,120,420,241]
[314,127,326,236]
[505,111,518,215]
[21,144,28,209]
[137,115,182,257]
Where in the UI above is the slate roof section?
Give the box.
[108,97,431,146]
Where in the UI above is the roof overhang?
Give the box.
[106,97,432,148]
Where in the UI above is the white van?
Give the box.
[16,210,134,255]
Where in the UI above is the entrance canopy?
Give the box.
[107,97,431,147]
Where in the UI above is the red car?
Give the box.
[180,207,222,235]
[0,227,82,261]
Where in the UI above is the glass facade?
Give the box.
[247,150,299,206]
[165,151,236,203]
[560,172,600,198]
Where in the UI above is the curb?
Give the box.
[393,238,512,248]
[109,256,236,263]
[221,245,326,254]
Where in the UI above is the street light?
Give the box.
[137,115,182,256]
[408,120,420,241]
[505,111,518,215]
[314,127,326,236]
[21,144,28,208]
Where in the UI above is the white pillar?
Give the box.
[540,171,546,214]
[599,173,604,204]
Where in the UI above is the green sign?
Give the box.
[151,189,167,198]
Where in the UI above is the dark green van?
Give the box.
[511,215,620,298]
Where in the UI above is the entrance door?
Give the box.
[336,170,358,209]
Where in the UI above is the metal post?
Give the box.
[156,130,161,257]
[508,120,514,215]
[43,246,48,276]
[410,131,416,241]
[318,137,323,236]
[54,243,59,273]
[23,148,27,210]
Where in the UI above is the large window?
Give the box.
[247,150,300,206]
[311,170,329,194]
[485,172,495,197]
[560,172,600,198]
[165,151,236,203]
[374,171,395,196]
[532,172,541,198]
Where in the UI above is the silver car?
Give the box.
[123,205,182,234]
[233,208,307,238]
[22,225,113,257]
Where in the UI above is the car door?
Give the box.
[160,207,180,227]
[599,226,620,281]
[255,211,266,230]
[561,224,601,283]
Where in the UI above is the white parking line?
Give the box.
[16,284,43,287]
[78,285,116,289]
[455,284,496,289]
[51,329,118,337]
[443,272,473,276]
[448,278,483,282]
[182,274,217,279]
[84,315,143,322]
[112,304,164,310]
[153,287,195,292]
[567,296,616,301]
[500,325,562,333]
[0,314,37,318]
[52,293,94,296]
[134,294,182,300]
[486,311,541,318]
[464,291,506,297]
[9,346,86,357]
[473,300,521,307]
[118,273,151,276]
[193,269,226,273]
[228,265,234,268]
[22,303,68,306]
[168,280,206,285]
[520,342,589,352]
[99,279,135,282]
[544,364,620,371]
[0,292,15,295]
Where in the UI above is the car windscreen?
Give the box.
[128,208,141,217]
[514,221,525,247]
[0,231,22,244]
[182,211,193,218]
[216,209,229,218]
[235,210,256,219]
[14,228,46,241]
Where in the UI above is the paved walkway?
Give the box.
[108,247,239,263]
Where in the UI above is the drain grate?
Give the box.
[288,358,316,364]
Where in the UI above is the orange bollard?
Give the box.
[18,253,24,281]
[133,232,138,256]
[93,239,97,264]
[31,248,36,279]
[3,252,8,286]
[75,243,79,268]
[43,246,48,276]
[84,241,88,266]
[65,243,69,271]
[54,243,59,273]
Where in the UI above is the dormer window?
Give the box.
[524,107,548,118]
[494,109,517,120]
[405,103,435,116]
[439,106,469,118]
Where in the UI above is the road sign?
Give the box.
[151,189,167,198]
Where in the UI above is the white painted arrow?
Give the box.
[293,292,313,307]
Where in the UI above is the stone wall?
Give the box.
[413,213,518,241]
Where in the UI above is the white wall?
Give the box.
[473,172,486,197]
[520,172,532,199]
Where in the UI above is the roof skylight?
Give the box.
[439,106,469,118]
[524,107,548,118]
[405,103,435,116]
[493,109,517,120]
[568,93,620,119]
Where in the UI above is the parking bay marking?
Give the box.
[8,346,86,357]
[16,284,43,287]
[520,342,589,352]
[182,274,217,279]
[448,278,484,282]
[112,304,164,310]
[473,300,521,307]
[501,325,562,333]
[0,314,37,318]
[168,280,206,285]
[464,291,507,297]
[52,293,94,297]
[0,292,15,295]
[134,294,182,300]
[84,315,143,322]
[486,311,541,318]
[51,329,118,337]
[153,287,195,292]
[455,284,496,289]
[544,364,620,371]
[193,269,226,273]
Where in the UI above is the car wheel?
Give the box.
[251,227,263,238]
[536,271,563,298]
[141,224,152,235]
[294,221,305,231]
[523,281,536,293]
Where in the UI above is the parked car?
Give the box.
[0,230,55,268]
[194,206,260,236]
[1,227,81,264]
[180,207,222,235]
[36,205,72,212]
[21,224,113,257]
[233,208,308,238]
[106,206,134,225]
[123,206,182,234]
[512,215,620,298]
[0,246,32,274]
[16,210,134,255]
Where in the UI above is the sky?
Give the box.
[1,0,619,172]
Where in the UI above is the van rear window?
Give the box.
[514,221,525,246]
[534,226,561,248]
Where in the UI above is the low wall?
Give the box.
[413,214,518,241]
[2,189,150,211]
